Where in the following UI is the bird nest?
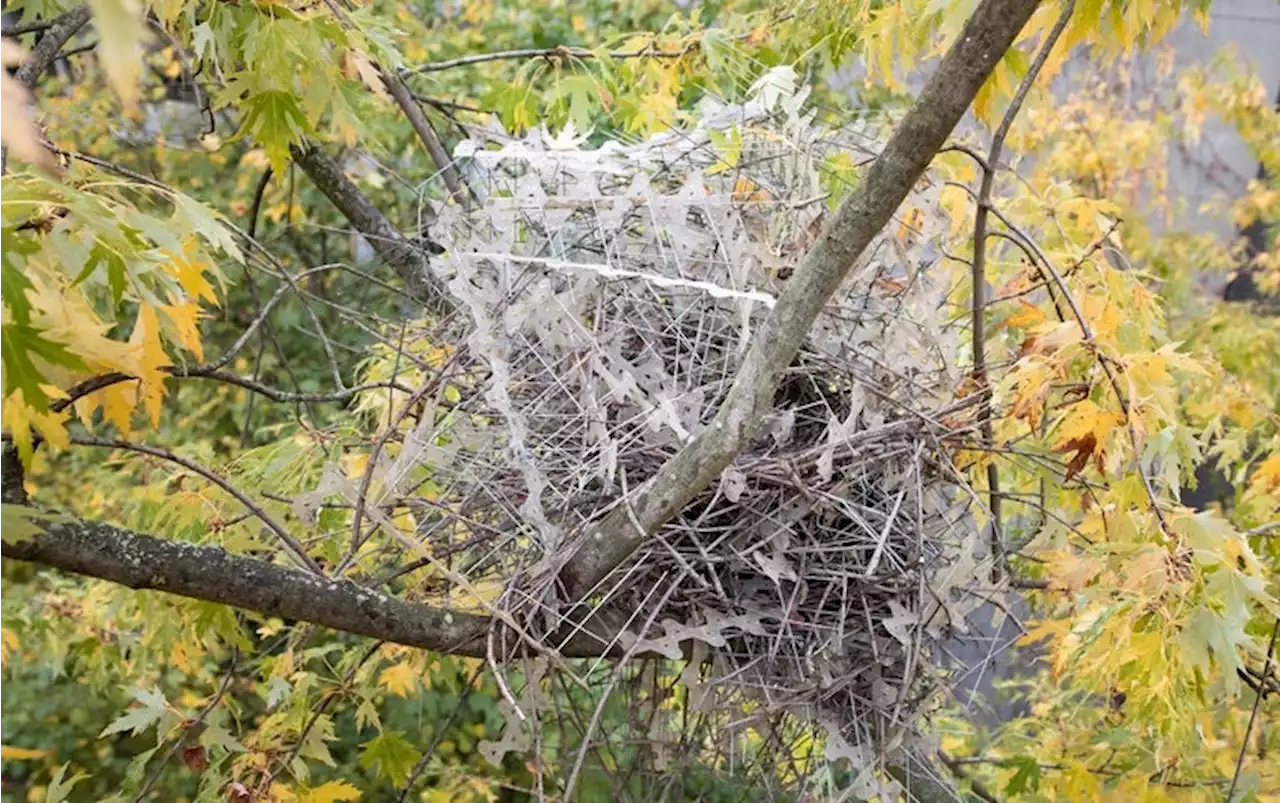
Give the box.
[405,74,995,796]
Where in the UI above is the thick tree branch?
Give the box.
[13,5,91,90]
[559,0,1043,599]
[1,516,619,658]
[289,142,451,310]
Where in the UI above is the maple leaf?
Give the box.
[1249,452,1280,495]
[377,662,418,698]
[235,91,315,175]
[343,50,390,102]
[1054,399,1124,477]
[0,504,69,545]
[100,687,170,737]
[128,305,173,426]
[45,763,88,803]
[2,390,70,465]
[1,324,81,413]
[1,248,37,325]
[162,301,205,362]
[1056,432,1097,483]
[1003,299,1047,329]
[358,731,420,786]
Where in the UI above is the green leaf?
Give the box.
[358,731,420,786]
[0,505,69,544]
[1,323,85,409]
[233,91,314,175]
[44,763,89,803]
[1003,755,1041,795]
[201,723,246,753]
[120,746,158,797]
[1,251,35,326]
[100,687,170,738]
[172,192,242,264]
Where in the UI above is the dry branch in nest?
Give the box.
[379,75,997,797]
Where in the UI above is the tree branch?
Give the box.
[13,5,91,90]
[382,69,471,208]
[402,43,697,76]
[1,515,620,659]
[289,142,451,310]
[558,0,1043,600]
[3,6,91,172]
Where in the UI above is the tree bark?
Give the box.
[289,142,451,310]
[559,0,1043,600]
[1,515,621,658]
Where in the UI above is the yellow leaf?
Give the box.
[0,628,18,667]
[377,662,419,698]
[2,390,70,465]
[0,745,51,760]
[1003,299,1046,329]
[170,248,219,305]
[1044,549,1102,592]
[87,0,148,112]
[298,780,361,803]
[98,383,138,435]
[162,302,204,362]
[128,306,172,426]
[1055,399,1124,452]
[1250,452,1280,495]
[344,50,390,103]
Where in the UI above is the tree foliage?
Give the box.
[1,0,1277,801]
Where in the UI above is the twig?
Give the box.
[1227,618,1280,802]
[130,649,239,803]
[2,19,56,36]
[403,42,697,76]
[246,167,273,240]
[938,750,1001,803]
[44,366,414,418]
[318,0,471,206]
[13,6,91,90]
[970,0,1075,582]
[63,434,321,573]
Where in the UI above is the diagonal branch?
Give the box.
[289,142,451,310]
[13,5,91,90]
[1,515,621,659]
[558,0,1043,600]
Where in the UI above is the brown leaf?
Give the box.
[182,745,207,772]
[1055,433,1097,482]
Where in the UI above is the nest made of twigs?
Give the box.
[398,80,995,796]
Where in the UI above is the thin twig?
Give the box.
[970,0,1075,582]
[63,434,320,573]
[130,649,239,803]
[403,42,697,76]
[1227,618,1280,802]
